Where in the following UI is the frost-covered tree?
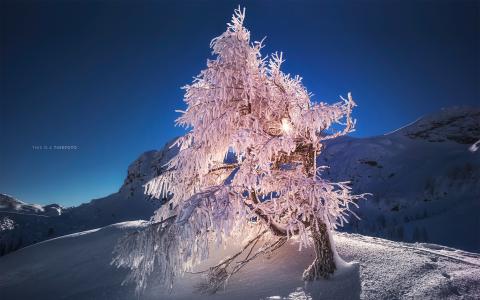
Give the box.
[113,7,366,293]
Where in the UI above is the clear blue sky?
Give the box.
[1,0,478,206]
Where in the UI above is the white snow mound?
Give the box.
[0,221,478,300]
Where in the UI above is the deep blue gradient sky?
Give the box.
[1,0,478,206]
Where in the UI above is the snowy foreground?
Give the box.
[0,221,478,300]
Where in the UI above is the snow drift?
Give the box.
[0,221,478,299]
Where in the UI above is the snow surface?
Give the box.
[0,221,478,300]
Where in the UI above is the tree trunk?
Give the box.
[302,221,336,281]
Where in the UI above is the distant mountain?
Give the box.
[0,194,63,217]
[398,106,479,144]
[0,139,179,256]
[1,107,478,256]
[320,107,480,251]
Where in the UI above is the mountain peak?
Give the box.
[119,137,180,196]
[390,106,480,144]
[0,193,47,214]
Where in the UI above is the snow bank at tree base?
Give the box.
[0,221,478,300]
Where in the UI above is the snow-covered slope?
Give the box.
[320,107,480,252]
[0,220,478,300]
[0,139,179,256]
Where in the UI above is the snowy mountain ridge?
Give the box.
[392,106,480,144]
[0,193,63,217]
[120,138,178,197]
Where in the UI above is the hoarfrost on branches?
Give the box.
[113,7,367,292]
[0,217,15,231]
[469,139,480,152]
